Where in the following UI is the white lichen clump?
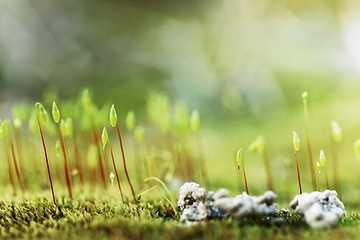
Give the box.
[290,190,346,228]
[178,182,208,222]
[214,189,279,218]
[178,182,279,223]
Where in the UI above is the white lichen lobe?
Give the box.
[290,190,346,228]
[178,182,279,223]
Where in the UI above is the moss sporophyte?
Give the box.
[109,105,138,203]
[330,120,342,198]
[302,92,317,191]
[102,127,125,204]
[236,148,249,195]
[35,102,56,205]
[293,131,302,194]
[248,135,273,191]
[52,102,72,199]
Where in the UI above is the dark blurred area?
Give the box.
[0,0,360,117]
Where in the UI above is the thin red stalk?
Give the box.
[72,131,83,186]
[324,166,329,189]
[91,123,107,188]
[116,123,138,203]
[57,124,72,198]
[295,151,302,194]
[4,142,16,196]
[36,114,56,205]
[331,138,341,198]
[263,149,273,191]
[304,100,317,191]
[306,137,317,191]
[132,135,142,188]
[183,140,193,181]
[14,128,25,181]
[90,168,96,196]
[242,160,249,195]
[10,142,25,192]
[109,142,125,204]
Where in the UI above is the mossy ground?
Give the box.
[0,190,360,240]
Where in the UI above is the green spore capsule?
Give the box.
[64,118,73,137]
[302,92,308,101]
[134,125,145,143]
[101,127,108,150]
[248,135,264,154]
[125,111,135,131]
[13,117,22,129]
[293,131,300,151]
[36,103,48,123]
[320,149,326,166]
[330,120,342,143]
[236,148,243,170]
[0,120,10,139]
[52,102,60,123]
[109,105,118,128]
[316,161,321,174]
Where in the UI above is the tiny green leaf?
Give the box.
[293,131,300,151]
[55,141,61,157]
[354,139,360,159]
[101,127,108,150]
[52,102,60,123]
[109,104,118,127]
[319,149,326,166]
[316,161,321,174]
[125,110,135,131]
[190,110,200,132]
[236,148,243,170]
[36,103,48,123]
[330,120,342,143]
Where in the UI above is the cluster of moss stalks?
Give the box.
[0,88,208,207]
[2,89,360,238]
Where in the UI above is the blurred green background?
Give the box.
[1,0,360,204]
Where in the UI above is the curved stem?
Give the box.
[295,151,302,194]
[144,176,175,207]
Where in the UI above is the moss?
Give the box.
[0,197,359,239]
